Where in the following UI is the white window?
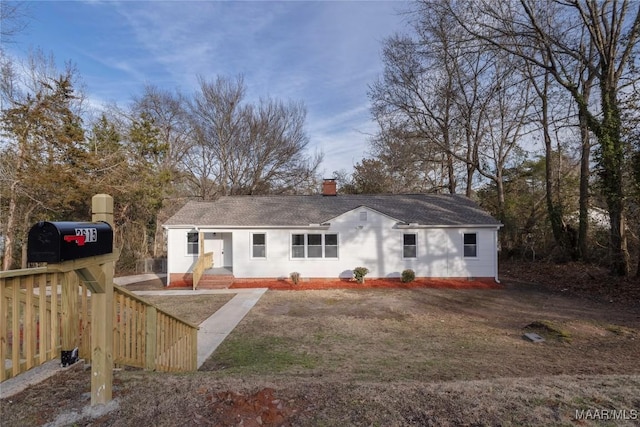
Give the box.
[463,233,477,257]
[307,234,322,258]
[292,234,305,258]
[187,232,199,255]
[403,233,417,258]
[325,234,338,258]
[252,233,266,258]
[291,233,339,258]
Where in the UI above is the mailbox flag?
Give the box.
[64,235,86,246]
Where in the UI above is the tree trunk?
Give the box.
[577,111,591,261]
[540,78,568,255]
[608,207,629,276]
[446,151,456,194]
[599,86,629,276]
[465,164,474,197]
[636,225,640,278]
[637,226,640,278]
[2,190,17,270]
[496,171,506,247]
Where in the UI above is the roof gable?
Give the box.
[164,194,500,228]
[322,205,403,224]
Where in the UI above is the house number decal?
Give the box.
[75,228,98,243]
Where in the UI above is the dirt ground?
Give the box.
[2,261,640,426]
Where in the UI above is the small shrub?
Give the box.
[401,269,415,283]
[290,272,301,285]
[353,267,369,284]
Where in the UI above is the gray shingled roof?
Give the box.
[164,194,501,227]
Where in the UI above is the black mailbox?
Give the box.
[27,221,113,263]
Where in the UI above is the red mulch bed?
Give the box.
[229,278,501,291]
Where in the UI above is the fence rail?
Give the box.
[113,285,198,371]
[1,267,198,382]
[192,252,213,290]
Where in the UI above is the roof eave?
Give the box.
[396,223,503,229]
[164,224,331,230]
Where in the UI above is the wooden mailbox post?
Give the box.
[29,194,117,406]
[89,193,115,405]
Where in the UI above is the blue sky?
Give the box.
[6,0,410,176]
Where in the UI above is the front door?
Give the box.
[203,233,224,267]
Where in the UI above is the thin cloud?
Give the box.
[7,0,409,173]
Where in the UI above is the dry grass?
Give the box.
[142,294,234,325]
[2,276,640,426]
[204,287,640,382]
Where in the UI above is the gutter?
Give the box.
[395,223,502,229]
[163,224,331,230]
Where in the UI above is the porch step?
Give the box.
[196,275,234,289]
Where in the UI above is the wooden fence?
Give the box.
[1,268,198,382]
[113,285,198,371]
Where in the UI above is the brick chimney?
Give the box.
[322,178,337,196]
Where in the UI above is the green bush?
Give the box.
[401,269,415,283]
[353,267,369,284]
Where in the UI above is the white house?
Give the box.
[163,180,502,285]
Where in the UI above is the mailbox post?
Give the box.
[25,194,116,406]
[27,219,114,368]
[90,194,114,406]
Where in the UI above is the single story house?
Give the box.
[163,180,502,285]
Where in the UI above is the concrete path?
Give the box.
[134,288,268,368]
[0,285,267,399]
[114,273,166,286]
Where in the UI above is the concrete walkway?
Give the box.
[114,273,167,286]
[134,288,268,368]
[0,280,267,399]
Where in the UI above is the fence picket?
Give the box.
[1,269,198,381]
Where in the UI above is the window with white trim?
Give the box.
[292,234,305,258]
[463,233,477,257]
[403,233,417,258]
[252,233,266,258]
[187,232,199,255]
[307,234,322,258]
[291,233,338,258]
[325,234,338,258]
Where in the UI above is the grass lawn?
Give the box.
[2,280,639,426]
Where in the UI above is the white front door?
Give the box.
[203,233,224,267]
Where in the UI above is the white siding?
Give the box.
[166,227,198,278]
[166,207,499,279]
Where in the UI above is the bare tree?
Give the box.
[369,4,533,225]
[370,119,447,193]
[132,85,192,173]
[188,75,321,198]
[369,31,462,194]
[442,0,640,274]
[189,75,248,198]
[0,1,28,44]
[242,99,321,194]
